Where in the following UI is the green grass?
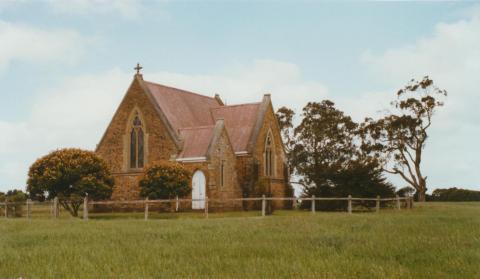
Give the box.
[1,203,479,278]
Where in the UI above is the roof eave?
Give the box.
[246,94,271,153]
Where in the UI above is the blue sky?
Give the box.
[0,1,479,192]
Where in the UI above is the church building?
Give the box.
[96,68,291,209]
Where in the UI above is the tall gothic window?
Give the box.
[130,113,144,169]
[264,132,274,177]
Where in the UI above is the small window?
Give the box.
[264,132,274,177]
[220,160,225,187]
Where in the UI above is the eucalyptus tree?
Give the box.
[361,77,447,201]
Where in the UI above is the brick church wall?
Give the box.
[96,77,178,200]
[96,76,290,209]
[251,104,291,208]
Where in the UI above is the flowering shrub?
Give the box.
[27,148,114,216]
[140,161,191,199]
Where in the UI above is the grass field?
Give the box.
[0,203,479,278]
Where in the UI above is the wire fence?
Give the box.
[0,195,413,220]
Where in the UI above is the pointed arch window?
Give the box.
[130,112,144,169]
[264,132,274,177]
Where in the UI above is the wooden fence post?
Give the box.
[83,196,88,220]
[311,195,315,213]
[396,195,401,210]
[144,198,149,221]
[262,195,266,217]
[53,197,59,218]
[176,196,179,212]
[4,202,7,218]
[376,195,380,213]
[205,196,209,219]
[27,199,32,219]
[348,195,352,214]
[410,197,414,209]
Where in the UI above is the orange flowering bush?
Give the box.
[27,148,114,216]
[139,161,191,199]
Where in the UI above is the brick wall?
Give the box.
[96,77,178,200]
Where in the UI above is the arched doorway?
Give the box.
[192,170,206,209]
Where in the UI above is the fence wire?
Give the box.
[0,196,413,220]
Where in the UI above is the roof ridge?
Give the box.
[144,80,216,100]
[211,102,261,110]
[179,125,215,131]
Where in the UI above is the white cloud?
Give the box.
[0,60,327,191]
[0,0,21,13]
[0,20,86,72]
[0,68,130,189]
[354,8,480,190]
[46,0,144,18]
[147,60,328,113]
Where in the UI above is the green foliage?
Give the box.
[276,107,296,175]
[27,148,114,216]
[0,189,28,217]
[430,187,480,201]
[302,160,395,210]
[139,161,191,199]
[361,77,447,201]
[248,178,275,214]
[396,186,415,197]
[277,101,394,210]
[1,189,27,202]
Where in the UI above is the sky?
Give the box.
[0,0,479,193]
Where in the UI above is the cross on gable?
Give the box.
[134,63,143,74]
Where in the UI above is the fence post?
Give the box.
[144,198,149,221]
[376,195,380,213]
[27,199,32,219]
[410,197,414,209]
[53,197,59,218]
[396,195,401,210]
[83,196,88,220]
[176,196,179,212]
[4,202,7,218]
[262,195,266,217]
[311,195,315,213]
[348,195,352,214]
[205,196,209,219]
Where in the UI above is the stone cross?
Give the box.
[134,63,143,74]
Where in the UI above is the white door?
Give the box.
[192,170,206,209]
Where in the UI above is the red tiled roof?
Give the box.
[177,126,215,158]
[144,81,220,131]
[211,103,260,152]
[143,80,262,157]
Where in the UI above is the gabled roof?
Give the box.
[177,125,215,158]
[98,76,274,159]
[142,79,268,156]
[144,81,221,132]
[211,103,261,153]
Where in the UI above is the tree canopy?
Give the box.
[276,100,395,210]
[361,77,446,201]
[27,148,114,216]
